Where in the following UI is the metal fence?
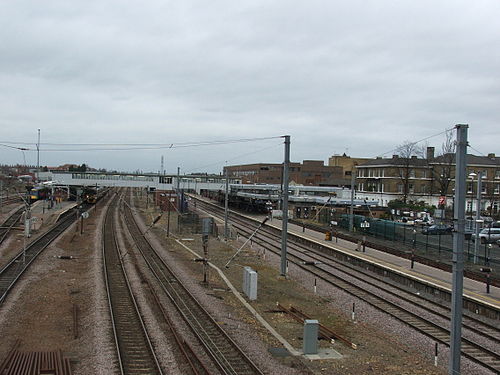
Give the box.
[330,214,498,268]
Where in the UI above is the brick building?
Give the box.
[328,154,373,179]
[223,160,346,186]
[355,148,500,214]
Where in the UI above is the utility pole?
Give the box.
[167,191,171,237]
[202,234,209,284]
[177,167,180,191]
[449,124,468,375]
[177,166,181,211]
[224,168,229,240]
[0,180,3,214]
[36,129,40,183]
[280,135,290,277]
[474,171,482,264]
[349,170,355,232]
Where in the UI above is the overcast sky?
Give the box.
[1,0,499,174]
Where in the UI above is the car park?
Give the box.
[421,224,452,235]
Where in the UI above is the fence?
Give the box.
[329,214,498,268]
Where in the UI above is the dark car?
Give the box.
[422,224,452,235]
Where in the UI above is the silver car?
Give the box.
[472,228,500,244]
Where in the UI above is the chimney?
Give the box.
[488,153,495,159]
[392,155,398,159]
[426,146,435,160]
[411,155,418,160]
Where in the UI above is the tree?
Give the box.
[431,130,456,198]
[484,180,499,219]
[394,141,424,204]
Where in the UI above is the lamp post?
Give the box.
[469,172,485,264]
[468,172,476,217]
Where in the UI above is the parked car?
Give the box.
[472,228,500,244]
[422,224,453,235]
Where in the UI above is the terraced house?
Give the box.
[355,147,500,216]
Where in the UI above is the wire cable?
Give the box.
[0,136,283,152]
[375,126,455,158]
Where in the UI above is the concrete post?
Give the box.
[449,124,468,375]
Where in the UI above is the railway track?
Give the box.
[102,194,163,375]
[193,196,500,374]
[0,195,24,206]
[0,205,82,304]
[123,193,264,375]
[0,206,25,245]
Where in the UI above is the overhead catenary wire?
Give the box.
[0,136,283,152]
[182,142,283,175]
[375,126,455,159]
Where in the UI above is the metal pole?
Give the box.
[36,128,40,183]
[177,167,180,192]
[224,168,229,240]
[449,124,468,375]
[0,180,3,214]
[349,170,355,232]
[177,167,181,211]
[280,135,290,276]
[167,192,171,237]
[473,171,482,264]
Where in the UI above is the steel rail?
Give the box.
[123,194,264,375]
[102,194,163,375]
[0,206,25,245]
[194,196,500,374]
[0,205,80,304]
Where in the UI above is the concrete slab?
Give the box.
[302,347,343,360]
[268,347,291,357]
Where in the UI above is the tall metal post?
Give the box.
[177,167,181,211]
[177,167,180,191]
[224,168,229,240]
[0,180,3,214]
[349,170,355,232]
[449,124,468,375]
[280,135,290,276]
[474,171,482,264]
[167,191,171,237]
[36,128,40,182]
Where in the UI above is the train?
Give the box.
[28,186,51,202]
[81,187,98,204]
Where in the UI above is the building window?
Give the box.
[494,184,500,194]
[495,170,500,179]
[466,201,472,212]
[397,184,403,193]
[467,182,473,193]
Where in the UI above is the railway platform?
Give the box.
[28,200,78,232]
[264,215,500,308]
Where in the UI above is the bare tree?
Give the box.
[431,130,456,197]
[394,141,425,204]
[484,180,499,219]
